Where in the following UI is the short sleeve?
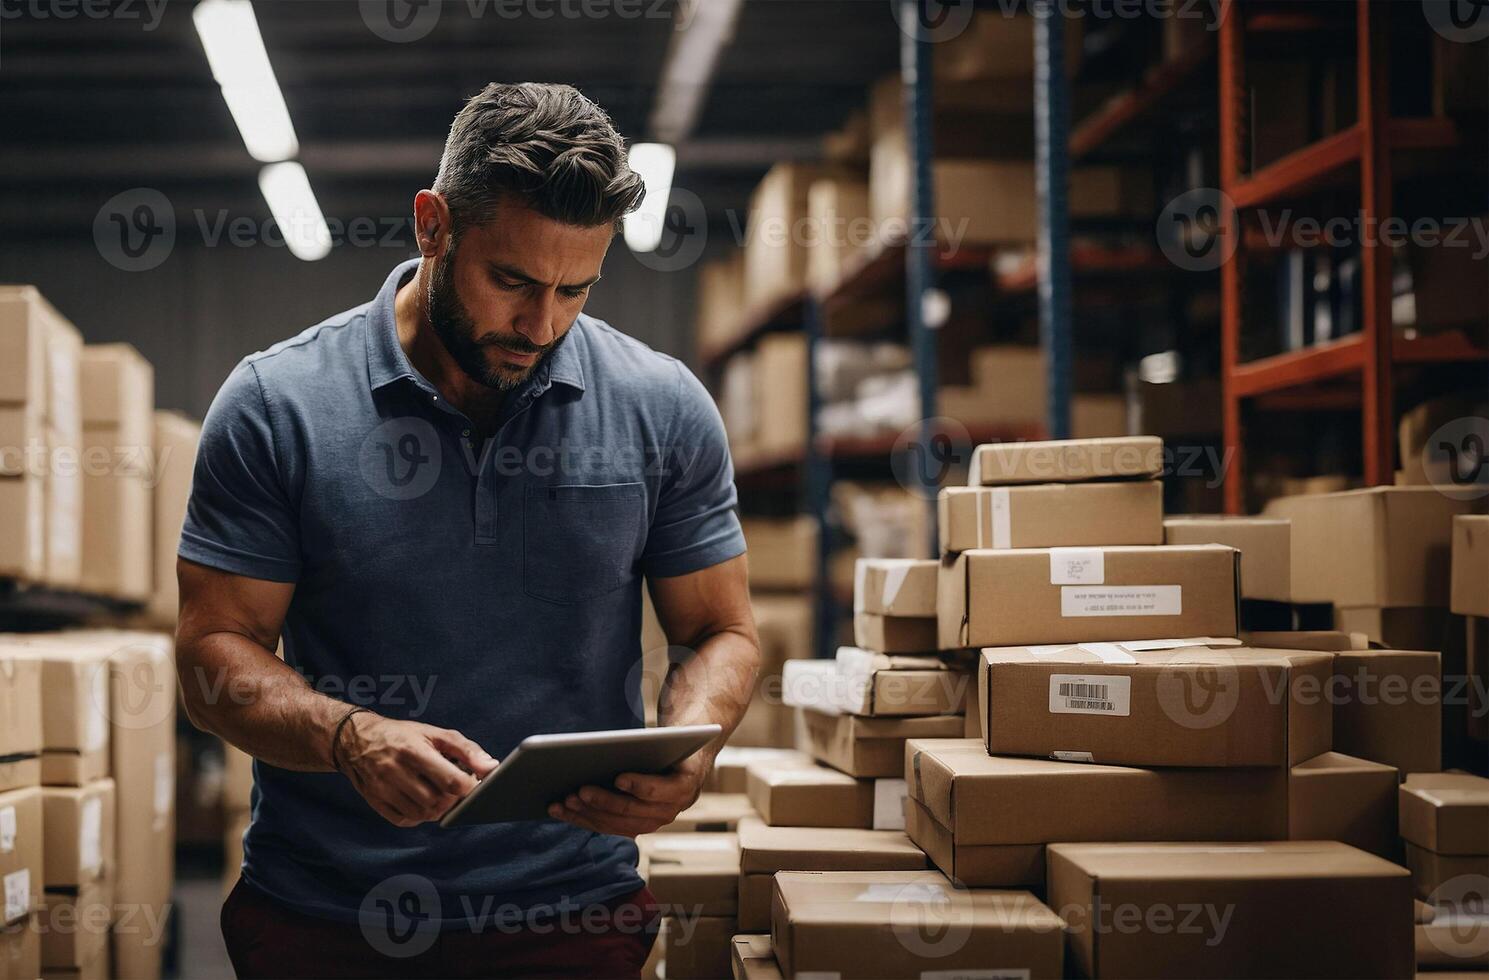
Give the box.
[178,360,302,583]
[640,362,746,578]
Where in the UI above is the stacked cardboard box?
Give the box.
[40,779,115,979]
[0,286,83,590]
[145,412,201,626]
[79,345,154,602]
[0,646,43,980]
[1163,514,1292,605]
[1399,772,1489,904]
[639,832,740,979]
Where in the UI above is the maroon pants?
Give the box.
[221,876,660,979]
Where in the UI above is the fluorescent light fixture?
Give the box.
[194,0,299,162]
[258,162,331,261]
[648,0,744,144]
[623,143,676,254]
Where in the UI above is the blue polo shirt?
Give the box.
[182,259,745,926]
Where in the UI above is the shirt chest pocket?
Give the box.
[523,483,646,604]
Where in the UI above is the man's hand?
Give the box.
[549,752,709,837]
[340,713,498,828]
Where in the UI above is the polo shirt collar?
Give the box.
[365,258,587,396]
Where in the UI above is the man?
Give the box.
[177,82,759,979]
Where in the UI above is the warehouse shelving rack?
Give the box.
[1216,0,1489,513]
[0,576,142,631]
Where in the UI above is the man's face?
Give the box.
[426,197,612,391]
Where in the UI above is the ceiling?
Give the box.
[0,0,903,240]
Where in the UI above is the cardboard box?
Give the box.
[751,334,808,457]
[696,253,745,357]
[940,481,1163,553]
[1453,515,1489,617]
[0,650,41,792]
[805,177,870,295]
[736,817,929,931]
[905,739,1289,845]
[1331,649,1442,776]
[744,163,824,312]
[79,345,153,476]
[1242,630,1366,651]
[851,613,936,655]
[40,877,112,970]
[963,346,1045,428]
[1164,516,1292,602]
[707,749,809,795]
[978,645,1332,768]
[35,646,110,786]
[79,441,150,601]
[742,517,816,591]
[729,934,780,980]
[903,799,1044,888]
[1333,606,1465,653]
[834,647,969,716]
[0,788,43,926]
[663,914,734,980]
[639,833,739,917]
[869,132,1038,246]
[1416,915,1489,970]
[968,436,1163,486]
[0,916,40,980]
[40,781,114,888]
[0,409,42,478]
[0,287,81,432]
[1071,393,1128,439]
[44,428,82,590]
[800,709,961,778]
[771,870,1064,980]
[938,545,1241,649]
[1400,773,1488,855]
[1403,841,1489,904]
[146,412,200,625]
[744,762,874,829]
[1289,752,1399,859]
[1264,486,1478,608]
[42,945,108,980]
[1047,841,1414,979]
[0,476,45,583]
[853,559,936,618]
[661,794,757,834]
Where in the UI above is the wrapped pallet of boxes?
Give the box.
[0,784,43,979]
[638,832,739,980]
[145,412,201,626]
[937,544,1241,650]
[0,648,42,792]
[1047,841,1413,978]
[79,344,154,602]
[0,286,83,589]
[41,779,115,978]
[735,817,929,932]
[903,739,1291,888]
[1399,772,1488,905]
[771,870,1065,979]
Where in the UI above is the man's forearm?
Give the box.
[656,626,759,763]
[179,631,354,772]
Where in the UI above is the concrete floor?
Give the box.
[173,876,235,980]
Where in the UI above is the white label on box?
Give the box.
[652,836,735,852]
[1077,642,1138,664]
[79,796,102,875]
[1061,585,1182,617]
[923,971,1030,980]
[1051,751,1095,763]
[0,807,14,852]
[1049,674,1131,716]
[153,752,173,827]
[872,778,907,831]
[987,488,1011,549]
[1024,644,1077,659]
[3,869,28,922]
[1050,549,1104,585]
[856,882,948,904]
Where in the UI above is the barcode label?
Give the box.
[1049,674,1131,716]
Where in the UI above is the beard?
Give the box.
[425,245,564,392]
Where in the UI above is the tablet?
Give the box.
[439,724,721,827]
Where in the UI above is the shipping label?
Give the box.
[1049,549,1104,584]
[1061,585,1182,617]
